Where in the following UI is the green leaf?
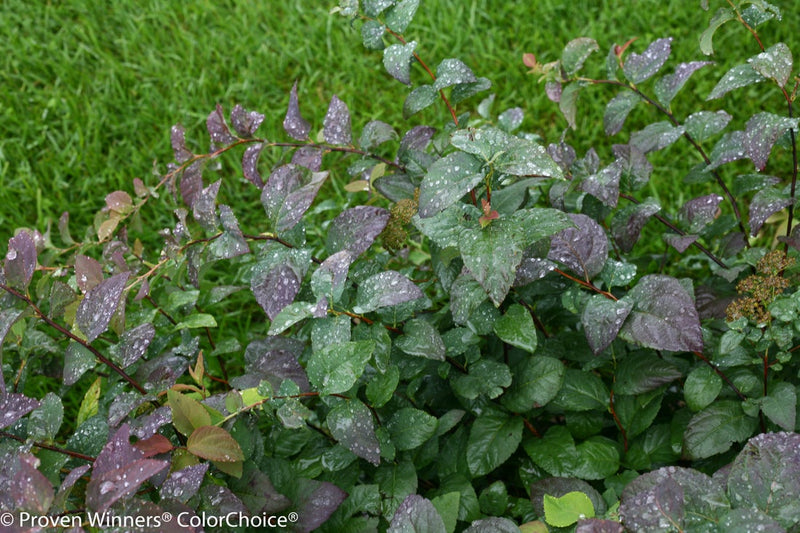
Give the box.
[63,341,96,386]
[267,302,314,335]
[708,63,765,100]
[383,41,416,85]
[501,356,564,412]
[396,318,446,360]
[684,401,759,459]
[614,351,682,395]
[524,426,619,480]
[749,42,792,87]
[434,58,477,91]
[27,392,63,442]
[684,110,732,142]
[630,121,684,153]
[452,359,512,400]
[760,381,796,431]
[404,84,438,118]
[467,412,523,476]
[559,83,583,129]
[77,378,101,427]
[361,20,385,50]
[684,366,722,411]
[700,7,735,55]
[386,407,438,450]
[327,399,381,465]
[168,389,212,437]
[366,365,399,408]
[450,77,492,104]
[561,37,599,75]
[604,91,641,136]
[353,271,423,314]
[173,313,217,331]
[418,151,484,219]
[552,369,609,412]
[582,296,633,355]
[543,491,595,527]
[384,0,419,33]
[493,304,538,353]
[307,340,374,395]
[388,495,447,533]
[431,492,460,533]
[187,425,245,462]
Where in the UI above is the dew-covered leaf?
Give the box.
[230,104,264,137]
[323,95,352,145]
[700,7,735,55]
[743,112,798,170]
[207,104,236,145]
[450,273,489,325]
[388,495,447,533]
[467,413,523,476]
[192,179,220,231]
[384,0,419,33]
[386,407,438,451]
[613,144,653,192]
[187,425,245,462]
[12,453,55,514]
[630,121,684,153]
[4,231,37,291]
[707,130,746,170]
[327,399,381,466]
[180,160,204,208]
[76,272,130,342]
[561,37,599,75]
[267,302,314,336]
[114,323,155,368]
[684,110,732,142]
[160,463,209,503]
[619,274,703,352]
[362,19,386,50]
[494,139,563,178]
[604,91,641,136]
[664,234,698,253]
[307,340,374,395]
[252,263,301,321]
[311,251,352,304]
[0,393,40,429]
[291,145,323,172]
[459,224,522,307]
[360,120,397,150]
[245,337,310,392]
[501,356,564,412]
[684,366,722,412]
[262,164,328,233]
[614,351,682,395]
[463,517,521,533]
[326,205,391,256]
[731,173,781,196]
[623,38,672,84]
[749,185,795,236]
[581,161,622,207]
[450,76,492,104]
[559,83,583,129]
[498,107,524,132]
[452,359,511,400]
[678,194,723,233]
[242,143,264,188]
[396,318,445,360]
[294,480,348,533]
[548,214,608,280]
[493,303,538,353]
[708,63,765,100]
[582,296,633,355]
[383,41,416,85]
[749,42,792,87]
[684,401,758,459]
[433,58,477,91]
[403,84,438,119]
[654,61,713,107]
[353,271,423,314]
[284,81,311,141]
[64,341,96,386]
[418,151,484,218]
[170,124,193,163]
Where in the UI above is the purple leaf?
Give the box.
[353,271,424,314]
[295,480,348,533]
[261,164,328,233]
[242,143,264,188]
[684,110,732,142]
[622,37,673,84]
[206,104,237,145]
[4,231,37,291]
[749,42,792,87]
[292,145,323,171]
[582,295,634,355]
[115,323,155,368]
[388,495,447,533]
[323,95,352,145]
[76,272,130,342]
[678,194,723,233]
[192,179,220,231]
[359,120,397,150]
[12,453,54,514]
[613,144,653,192]
[252,263,301,321]
[201,484,248,516]
[160,463,209,503]
[230,104,264,137]
[749,185,795,236]
[52,464,91,512]
[179,160,204,208]
[170,124,193,163]
[0,393,39,429]
[603,91,641,136]
[744,112,798,171]
[546,80,563,102]
[92,424,143,479]
[548,214,608,280]
[283,81,311,140]
[229,465,291,515]
[244,337,310,392]
[207,205,250,259]
[86,458,168,512]
[707,130,746,170]
[327,399,381,465]
[547,141,577,172]
[399,125,436,157]
[326,206,391,257]
[654,61,713,107]
[75,254,103,292]
[630,121,684,153]
[620,476,685,532]
[581,161,622,207]
[383,41,417,85]
[664,234,699,253]
[130,405,172,440]
[619,275,703,352]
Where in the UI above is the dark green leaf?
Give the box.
[353,271,423,314]
[493,304,538,353]
[384,41,416,85]
[708,130,747,170]
[63,341,95,386]
[467,413,523,476]
[684,365,722,412]
[418,151,484,218]
[524,426,619,480]
[328,399,381,466]
[27,392,63,442]
[307,340,374,395]
[630,121,684,153]
[404,84,439,118]
[386,407,438,450]
[388,495,447,533]
[452,359,512,400]
[559,83,583,129]
[708,63,765,100]
[501,356,564,412]
[450,77,492,104]
[760,381,796,430]
[623,38,672,84]
[384,0,419,33]
[366,366,399,408]
[582,296,633,355]
[684,401,758,459]
[396,318,445,361]
[604,91,641,136]
[552,369,609,412]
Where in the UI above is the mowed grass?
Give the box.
[1,0,799,246]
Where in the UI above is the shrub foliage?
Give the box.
[2,0,800,531]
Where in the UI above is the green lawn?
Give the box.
[2,0,798,245]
